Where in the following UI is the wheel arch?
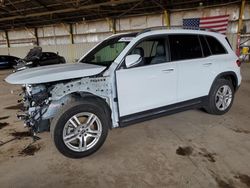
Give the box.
[210,71,238,93]
[69,91,112,129]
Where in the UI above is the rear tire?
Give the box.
[205,79,234,115]
[51,99,109,158]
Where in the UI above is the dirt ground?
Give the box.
[0,64,250,188]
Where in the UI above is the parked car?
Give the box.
[0,55,20,69]
[38,52,66,66]
[5,28,241,158]
[15,47,66,71]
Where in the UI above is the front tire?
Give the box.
[51,99,109,158]
[205,79,234,115]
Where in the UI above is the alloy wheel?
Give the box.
[215,85,232,111]
[63,112,102,152]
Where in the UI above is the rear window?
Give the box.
[169,34,203,61]
[205,36,227,55]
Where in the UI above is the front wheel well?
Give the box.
[68,92,112,128]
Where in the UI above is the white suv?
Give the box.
[6,28,242,158]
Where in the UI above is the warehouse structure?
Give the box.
[1,1,250,187]
[0,0,249,63]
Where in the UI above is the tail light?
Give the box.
[236,59,241,67]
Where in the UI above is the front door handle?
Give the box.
[162,68,174,73]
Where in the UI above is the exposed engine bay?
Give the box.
[17,76,113,135]
[18,84,52,133]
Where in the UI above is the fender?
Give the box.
[209,71,238,94]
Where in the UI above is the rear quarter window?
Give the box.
[205,36,227,55]
[169,34,203,61]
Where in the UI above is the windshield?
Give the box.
[80,34,135,66]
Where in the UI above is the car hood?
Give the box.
[5,63,106,84]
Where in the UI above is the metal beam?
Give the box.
[6,0,24,16]
[0,0,140,22]
[33,0,52,11]
[117,0,143,17]
[0,1,92,15]
[24,27,35,37]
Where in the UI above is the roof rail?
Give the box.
[136,26,218,36]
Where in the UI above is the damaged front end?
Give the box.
[18,84,51,134]
[17,83,73,134]
[14,75,115,138]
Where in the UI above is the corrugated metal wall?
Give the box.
[0,3,249,63]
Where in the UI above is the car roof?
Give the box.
[137,28,225,39]
[108,28,225,43]
[107,32,138,40]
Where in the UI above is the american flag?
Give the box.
[183,15,229,34]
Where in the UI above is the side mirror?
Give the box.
[125,54,141,68]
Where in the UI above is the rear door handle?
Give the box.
[203,63,212,66]
[162,68,174,73]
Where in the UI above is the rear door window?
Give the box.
[205,36,227,55]
[169,34,203,61]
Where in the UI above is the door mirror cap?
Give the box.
[125,54,141,68]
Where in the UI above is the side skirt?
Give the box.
[119,96,208,127]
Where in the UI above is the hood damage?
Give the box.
[5,63,106,84]
[6,61,113,137]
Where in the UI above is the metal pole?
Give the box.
[236,0,246,56]
[106,18,116,34]
[69,23,74,44]
[34,27,39,46]
[4,30,10,55]
[164,10,170,27]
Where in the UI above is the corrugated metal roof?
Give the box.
[0,0,241,30]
